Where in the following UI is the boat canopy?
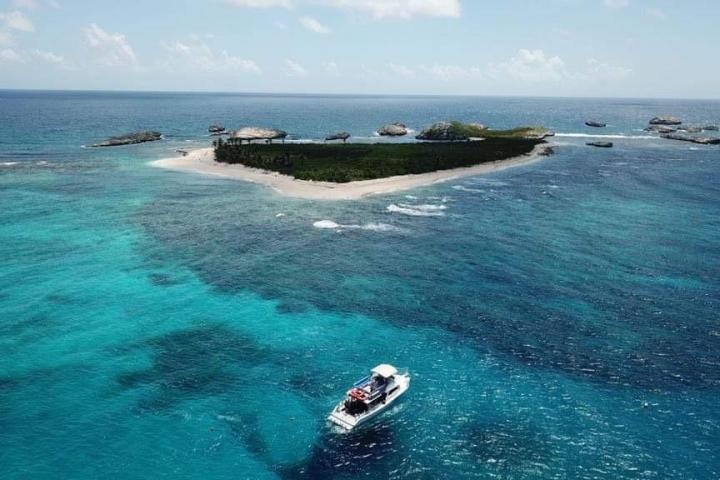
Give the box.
[371,364,398,378]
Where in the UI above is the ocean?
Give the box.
[1,90,719,479]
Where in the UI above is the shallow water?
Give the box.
[1,91,719,479]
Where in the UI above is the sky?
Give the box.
[0,0,718,98]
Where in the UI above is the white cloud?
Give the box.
[84,23,137,67]
[32,48,64,64]
[162,39,261,73]
[0,47,22,62]
[0,30,12,45]
[646,8,665,19]
[603,0,629,8]
[224,0,461,19]
[584,58,631,81]
[326,0,460,19]
[421,63,480,81]
[12,0,39,9]
[323,61,340,76]
[224,0,292,7]
[388,63,415,78]
[0,10,34,32]
[284,58,308,76]
[300,16,330,33]
[495,49,567,82]
[11,0,60,8]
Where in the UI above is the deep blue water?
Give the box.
[1,90,719,479]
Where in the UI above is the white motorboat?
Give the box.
[328,364,410,431]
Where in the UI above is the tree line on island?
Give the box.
[213,121,553,183]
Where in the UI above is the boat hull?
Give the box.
[328,374,410,431]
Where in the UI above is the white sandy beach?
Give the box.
[150,144,552,200]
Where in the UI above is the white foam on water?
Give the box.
[405,195,418,200]
[387,204,445,217]
[362,222,403,232]
[398,203,447,212]
[313,220,341,229]
[313,220,404,232]
[1,162,18,166]
[452,185,484,193]
[556,133,655,140]
[467,178,510,187]
[275,213,286,218]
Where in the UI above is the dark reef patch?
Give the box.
[116,325,270,411]
[279,422,402,479]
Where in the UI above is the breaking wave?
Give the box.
[387,203,446,217]
[452,185,484,193]
[313,220,404,232]
[556,133,655,139]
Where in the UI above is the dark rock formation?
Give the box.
[416,122,464,141]
[585,121,607,128]
[702,125,719,131]
[325,132,351,142]
[649,116,682,126]
[209,124,226,134]
[661,133,720,145]
[91,131,162,147]
[586,141,613,148]
[377,123,408,136]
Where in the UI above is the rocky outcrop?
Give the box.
[645,125,677,134]
[586,141,613,148]
[415,121,484,141]
[377,123,408,136]
[416,122,552,141]
[702,125,719,131]
[209,124,226,135]
[661,133,720,145]
[585,121,606,128]
[325,132,351,142]
[91,131,162,147]
[230,127,288,142]
[649,116,682,126]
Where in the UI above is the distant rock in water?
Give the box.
[649,116,682,126]
[91,131,162,147]
[679,126,703,133]
[702,125,719,131]
[644,125,677,134]
[325,132,351,142]
[585,121,607,128]
[209,124,226,135]
[586,141,613,148]
[377,123,408,136]
[230,127,288,142]
[661,133,720,145]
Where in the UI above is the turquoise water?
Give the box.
[1,91,719,479]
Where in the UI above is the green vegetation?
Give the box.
[214,135,546,183]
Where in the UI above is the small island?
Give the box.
[215,123,551,182]
[153,122,554,200]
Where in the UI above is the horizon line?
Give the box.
[0,88,718,102]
